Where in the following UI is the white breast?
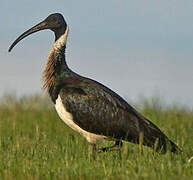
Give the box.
[55,95,106,144]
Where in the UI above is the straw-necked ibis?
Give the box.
[8,13,181,154]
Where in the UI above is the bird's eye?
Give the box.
[52,17,57,21]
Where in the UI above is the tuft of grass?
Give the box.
[0,94,193,180]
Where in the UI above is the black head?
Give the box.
[8,13,67,52]
[45,13,66,32]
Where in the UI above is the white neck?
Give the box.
[53,26,69,51]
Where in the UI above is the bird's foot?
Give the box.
[97,141,123,153]
[89,143,97,159]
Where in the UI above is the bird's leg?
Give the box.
[98,140,123,153]
[89,143,97,159]
[89,143,97,152]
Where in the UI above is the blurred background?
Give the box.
[1,0,193,107]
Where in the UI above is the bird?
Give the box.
[8,13,181,154]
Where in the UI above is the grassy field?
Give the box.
[0,94,193,180]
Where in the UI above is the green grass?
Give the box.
[0,94,193,180]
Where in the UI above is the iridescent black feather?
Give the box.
[8,13,181,154]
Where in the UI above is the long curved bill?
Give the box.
[8,21,48,52]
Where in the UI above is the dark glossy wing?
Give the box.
[59,76,179,153]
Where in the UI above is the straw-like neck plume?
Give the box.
[42,26,69,96]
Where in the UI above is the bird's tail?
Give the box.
[150,134,182,154]
[168,139,182,154]
[140,133,182,154]
[117,107,182,154]
[135,117,182,154]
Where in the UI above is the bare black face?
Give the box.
[45,13,66,31]
[8,13,67,52]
